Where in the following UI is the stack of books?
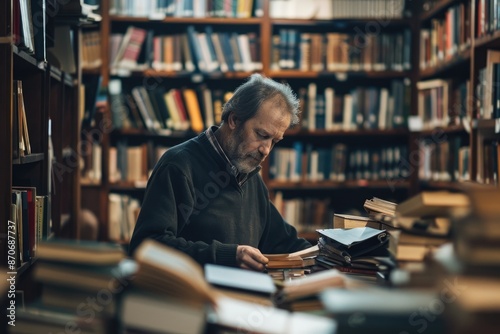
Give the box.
[393,191,469,263]
[315,227,395,280]
[264,245,319,280]
[439,189,500,334]
[273,269,345,312]
[363,197,397,225]
[12,240,130,334]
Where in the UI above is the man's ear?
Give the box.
[227,112,238,129]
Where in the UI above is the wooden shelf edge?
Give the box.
[285,128,409,137]
[419,48,471,79]
[271,18,409,26]
[111,128,197,138]
[268,70,411,79]
[80,179,102,187]
[419,0,459,22]
[109,15,262,25]
[268,180,410,190]
[82,67,102,75]
[12,153,45,165]
[115,69,258,79]
[474,31,500,49]
[109,181,147,190]
[12,45,45,71]
[49,66,77,86]
[416,124,466,136]
[473,118,497,131]
[15,257,37,278]
[420,180,499,191]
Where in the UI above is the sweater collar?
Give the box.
[205,126,261,185]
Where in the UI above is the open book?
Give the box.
[134,239,217,306]
[134,240,336,334]
[263,245,319,269]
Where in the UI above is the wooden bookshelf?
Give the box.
[0,0,84,270]
[419,0,462,22]
[82,0,500,239]
[80,0,421,237]
[109,15,263,25]
[268,180,411,190]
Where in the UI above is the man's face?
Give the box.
[225,99,291,174]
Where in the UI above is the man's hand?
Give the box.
[236,245,269,271]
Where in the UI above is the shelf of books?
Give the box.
[75,0,421,240]
[0,0,93,273]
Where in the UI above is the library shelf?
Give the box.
[270,18,410,27]
[109,181,147,191]
[474,31,500,50]
[109,15,262,25]
[419,48,471,80]
[285,128,409,138]
[419,0,461,22]
[268,70,412,80]
[267,180,410,190]
[12,45,45,72]
[82,67,102,76]
[12,153,45,165]
[417,124,467,136]
[473,119,497,131]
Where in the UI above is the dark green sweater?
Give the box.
[129,128,311,266]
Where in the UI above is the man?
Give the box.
[129,74,311,271]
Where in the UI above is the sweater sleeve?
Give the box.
[258,201,312,254]
[129,163,238,267]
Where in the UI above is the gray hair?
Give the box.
[220,74,300,127]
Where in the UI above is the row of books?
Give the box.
[416,78,473,129]
[269,0,406,19]
[477,140,500,185]
[12,80,32,159]
[419,2,471,70]
[418,138,471,183]
[109,79,232,133]
[108,141,170,184]
[476,0,500,38]
[271,29,411,72]
[110,25,262,74]
[108,193,140,242]
[80,141,102,184]
[297,81,410,131]
[81,30,102,70]
[110,0,262,19]
[11,188,50,268]
[13,0,46,60]
[417,79,453,130]
[273,194,331,231]
[269,143,409,183]
[476,50,500,120]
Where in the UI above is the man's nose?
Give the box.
[259,140,272,157]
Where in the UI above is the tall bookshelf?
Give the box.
[0,0,83,272]
[414,0,500,192]
[85,0,499,242]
